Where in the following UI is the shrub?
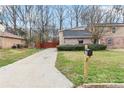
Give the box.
[88,44,107,51]
[12,45,16,49]
[12,44,25,49]
[16,44,21,48]
[57,44,84,51]
[24,45,28,48]
[57,44,107,51]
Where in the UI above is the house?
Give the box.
[59,23,124,49]
[0,24,26,48]
[98,23,124,48]
[59,27,92,45]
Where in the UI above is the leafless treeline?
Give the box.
[0,5,124,44]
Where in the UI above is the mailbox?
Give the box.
[84,49,93,57]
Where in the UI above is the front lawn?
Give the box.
[0,48,41,67]
[56,50,124,86]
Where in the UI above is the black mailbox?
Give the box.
[84,49,93,57]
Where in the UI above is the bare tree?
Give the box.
[81,6,117,44]
[5,5,19,33]
[67,6,74,28]
[55,5,67,30]
[113,5,124,23]
[0,6,3,23]
[17,5,34,46]
[72,5,82,27]
[34,5,53,42]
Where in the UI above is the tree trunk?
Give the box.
[12,6,17,32]
[93,39,98,44]
[76,15,78,27]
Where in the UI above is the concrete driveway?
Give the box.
[0,48,73,88]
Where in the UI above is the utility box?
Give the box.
[84,49,93,57]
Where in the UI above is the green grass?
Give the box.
[0,48,41,68]
[56,50,124,86]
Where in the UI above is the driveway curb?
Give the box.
[78,83,124,88]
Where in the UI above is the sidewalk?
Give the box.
[0,48,73,88]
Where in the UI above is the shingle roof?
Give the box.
[94,23,124,27]
[63,30,92,39]
[0,31,24,39]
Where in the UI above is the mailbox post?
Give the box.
[84,45,93,80]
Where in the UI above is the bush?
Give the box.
[24,45,28,48]
[88,44,107,51]
[12,45,17,49]
[57,44,84,51]
[12,44,25,49]
[57,44,107,51]
[16,44,21,48]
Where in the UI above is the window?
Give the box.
[112,27,116,33]
[78,40,83,44]
[107,38,113,45]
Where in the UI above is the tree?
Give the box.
[113,5,124,23]
[5,6,18,33]
[55,5,67,30]
[34,5,53,42]
[0,6,3,23]
[81,6,119,44]
[72,5,82,27]
[67,6,74,28]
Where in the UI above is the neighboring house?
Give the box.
[98,23,124,48]
[0,24,25,48]
[0,31,26,48]
[59,27,92,45]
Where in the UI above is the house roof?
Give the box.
[71,26,87,30]
[0,31,25,40]
[94,23,124,27]
[63,30,92,39]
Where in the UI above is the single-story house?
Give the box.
[0,31,26,48]
[59,23,124,49]
[0,24,25,48]
[59,27,92,45]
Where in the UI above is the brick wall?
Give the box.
[59,31,64,45]
[100,26,124,49]
[64,38,92,45]
[100,36,124,49]
[0,37,25,48]
[58,30,92,45]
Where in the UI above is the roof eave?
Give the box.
[0,36,25,40]
[64,36,92,39]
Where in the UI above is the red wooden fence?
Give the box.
[35,41,59,48]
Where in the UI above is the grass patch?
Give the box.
[0,48,41,68]
[56,50,124,86]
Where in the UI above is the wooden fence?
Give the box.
[35,41,59,48]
